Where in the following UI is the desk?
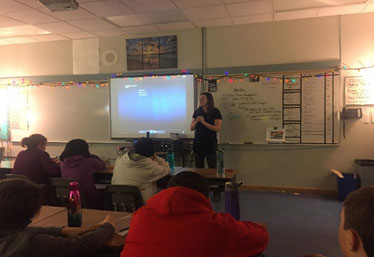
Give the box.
[355,159,374,187]
[31,207,131,249]
[156,167,238,202]
[0,160,14,179]
[31,206,65,224]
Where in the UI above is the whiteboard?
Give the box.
[212,73,339,144]
[11,86,111,142]
[212,78,282,144]
[344,76,374,105]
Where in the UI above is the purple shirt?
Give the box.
[13,148,61,185]
[60,155,106,209]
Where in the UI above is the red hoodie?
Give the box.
[122,186,268,257]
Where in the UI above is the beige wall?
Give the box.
[1,13,374,190]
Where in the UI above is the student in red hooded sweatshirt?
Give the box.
[122,171,268,257]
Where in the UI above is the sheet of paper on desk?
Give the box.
[115,215,132,233]
[118,229,129,236]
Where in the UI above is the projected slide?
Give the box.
[110,75,195,138]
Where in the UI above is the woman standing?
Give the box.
[190,92,222,168]
[60,139,106,209]
[13,134,60,185]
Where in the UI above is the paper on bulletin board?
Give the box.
[361,107,370,124]
[266,127,285,143]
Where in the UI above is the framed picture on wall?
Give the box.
[126,36,177,71]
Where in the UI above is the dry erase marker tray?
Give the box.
[355,159,374,166]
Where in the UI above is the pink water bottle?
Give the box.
[68,182,82,227]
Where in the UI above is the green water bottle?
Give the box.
[217,148,224,176]
[167,148,175,174]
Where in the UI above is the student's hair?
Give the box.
[167,171,210,198]
[21,134,47,149]
[200,92,215,113]
[133,138,155,158]
[343,186,374,257]
[0,179,44,225]
[60,139,91,161]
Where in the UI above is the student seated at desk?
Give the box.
[304,186,374,257]
[0,179,115,257]
[60,139,106,209]
[121,171,268,257]
[111,138,169,201]
[13,134,60,185]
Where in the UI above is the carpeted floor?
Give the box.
[210,190,342,257]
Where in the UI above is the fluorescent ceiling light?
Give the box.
[0,25,50,37]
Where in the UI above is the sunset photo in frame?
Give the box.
[126,35,177,71]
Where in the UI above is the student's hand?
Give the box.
[98,214,116,228]
[61,226,98,238]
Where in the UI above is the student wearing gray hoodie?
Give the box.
[112,138,169,201]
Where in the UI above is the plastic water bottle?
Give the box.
[225,181,242,220]
[217,148,224,176]
[167,148,175,174]
[68,182,82,227]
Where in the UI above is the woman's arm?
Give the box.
[201,118,222,132]
[190,118,198,131]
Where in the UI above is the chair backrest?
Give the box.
[49,178,74,207]
[105,185,144,212]
[3,174,29,180]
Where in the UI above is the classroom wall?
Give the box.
[1,13,374,191]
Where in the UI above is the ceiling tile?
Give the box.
[226,0,272,17]
[223,0,256,3]
[193,17,233,27]
[275,8,318,21]
[92,28,126,36]
[119,0,176,13]
[318,3,366,16]
[81,0,134,17]
[182,5,229,21]
[0,0,30,13]
[106,9,187,26]
[4,9,58,24]
[36,22,83,33]
[60,31,97,39]
[31,34,68,41]
[39,7,96,21]
[69,18,118,31]
[4,36,40,43]
[275,0,367,11]
[0,39,13,45]
[363,3,374,12]
[0,15,25,28]
[122,25,159,34]
[172,0,222,8]
[156,21,195,31]
[232,13,272,24]
[0,24,50,37]
[14,0,43,9]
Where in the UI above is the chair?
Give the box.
[3,174,29,180]
[49,178,74,207]
[104,185,144,212]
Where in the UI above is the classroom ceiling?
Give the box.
[0,0,373,46]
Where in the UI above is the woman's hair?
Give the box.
[133,138,155,158]
[21,134,47,149]
[60,139,91,161]
[0,179,43,225]
[200,92,215,112]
